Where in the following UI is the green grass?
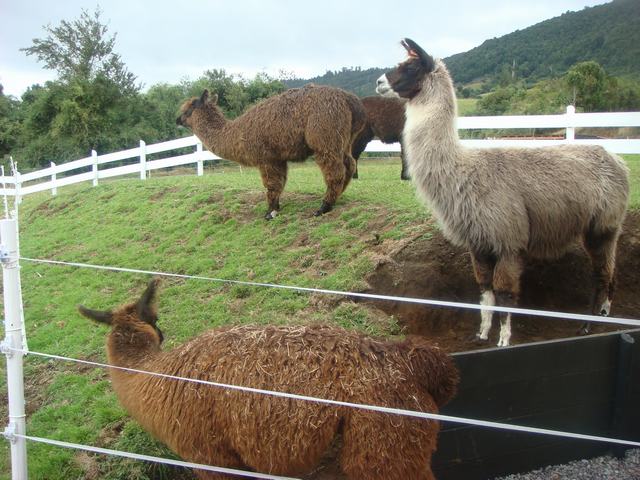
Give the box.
[457,98,478,116]
[0,157,426,480]
[0,154,638,479]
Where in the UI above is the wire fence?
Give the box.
[3,214,640,477]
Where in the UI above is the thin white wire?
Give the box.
[14,433,301,480]
[11,346,640,449]
[20,256,640,328]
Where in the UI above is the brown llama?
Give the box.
[352,96,409,180]
[377,38,629,347]
[79,279,459,480]
[176,85,366,219]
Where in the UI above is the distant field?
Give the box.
[0,154,637,479]
[457,97,478,116]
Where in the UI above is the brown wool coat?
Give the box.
[81,284,459,480]
[177,85,366,218]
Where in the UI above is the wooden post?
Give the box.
[91,150,98,187]
[140,140,147,180]
[566,105,576,142]
[196,142,204,177]
[50,162,57,196]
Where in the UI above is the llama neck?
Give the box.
[404,92,462,177]
[106,328,160,369]
[192,109,252,165]
[404,74,468,225]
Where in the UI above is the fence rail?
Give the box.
[1,107,639,198]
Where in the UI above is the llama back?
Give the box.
[123,324,457,413]
[400,337,459,407]
[113,324,455,475]
[237,85,364,146]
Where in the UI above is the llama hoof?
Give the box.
[472,333,488,343]
[313,202,333,217]
[264,210,278,220]
[598,299,611,316]
[577,322,591,336]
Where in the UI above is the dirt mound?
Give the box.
[365,212,640,352]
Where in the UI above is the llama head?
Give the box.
[78,278,164,346]
[176,89,220,128]
[376,38,439,100]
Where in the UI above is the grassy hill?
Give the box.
[1,155,639,479]
[285,0,639,95]
[445,0,640,84]
[0,159,428,479]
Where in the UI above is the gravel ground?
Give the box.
[495,449,640,480]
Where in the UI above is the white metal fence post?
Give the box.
[566,105,576,142]
[196,142,204,177]
[1,218,28,480]
[92,150,99,187]
[50,162,57,196]
[140,140,147,180]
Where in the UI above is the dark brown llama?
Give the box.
[377,38,629,347]
[352,96,409,180]
[79,279,459,480]
[177,85,366,219]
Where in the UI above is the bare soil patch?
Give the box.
[365,211,640,352]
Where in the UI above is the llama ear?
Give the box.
[401,38,435,72]
[137,278,160,325]
[210,93,218,105]
[200,89,209,104]
[78,305,113,325]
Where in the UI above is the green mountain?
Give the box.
[445,0,640,84]
[285,67,387,97]
[286,0,639,95]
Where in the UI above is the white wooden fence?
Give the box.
[1,106,639,199]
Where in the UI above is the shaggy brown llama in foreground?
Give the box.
[177,85,366,219]
[352,96,409,180]
[377,38,629,347]
[79,280,459,479]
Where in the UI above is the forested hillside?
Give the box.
[445,0,640,84]
[286,0,639,93]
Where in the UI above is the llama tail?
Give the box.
[405,339,460,408]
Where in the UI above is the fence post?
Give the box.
[196,142,204,177]
[50,162,57,196]
[1,218,28,480]
[566,105,576,142]
[92,150,98,187]
[140,140,147,180]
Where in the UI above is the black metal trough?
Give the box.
[432,329,640,479]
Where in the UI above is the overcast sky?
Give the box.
[1,0,609,97]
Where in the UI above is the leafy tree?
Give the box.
[21,7,138,95]
[0,87,23,159]
[565,61,607,112]
[476,84,527,115]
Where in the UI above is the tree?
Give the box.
[21,7,138,95]
[0,87,22,159]
[565,61,607,112]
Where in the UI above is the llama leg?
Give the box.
[313,153,346,216]
[341,154,357,193]
[258,162,288,220]
[492,253,523,347]
[582,228,620,334]
[351,133,370,180]
[400,146,410,180]
[470,251,496,341]
[340,410,437,480]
